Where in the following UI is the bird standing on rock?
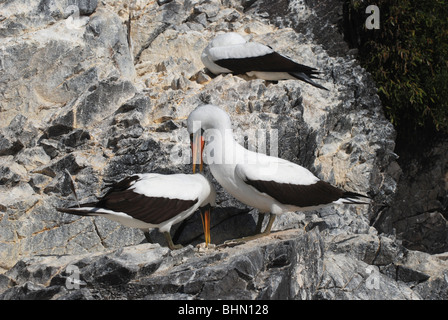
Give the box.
[187,104,369,242]
[57,173,215,250]
[201,32,328,90]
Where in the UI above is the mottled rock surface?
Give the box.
[0,0,446,300]
[1,228,447,300]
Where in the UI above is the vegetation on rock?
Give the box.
[345,0,448,138]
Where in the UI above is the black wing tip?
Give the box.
[341,191,371,205]
[344,191,370,199]
[288,72,329,90]
[56,207,88,216]
[56,202,100,215]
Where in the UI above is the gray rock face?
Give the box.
[1,229,447,300]
[375,136,448,254]
[0,0,446,300]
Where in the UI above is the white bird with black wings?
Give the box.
[201,32,328,90]
[57,173,215,250]
[187,104,369,241]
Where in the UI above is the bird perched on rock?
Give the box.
[57,173,215,250]
[201,32,328,90]
[187,104,369,242]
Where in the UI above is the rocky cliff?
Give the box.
[0,0,447,300]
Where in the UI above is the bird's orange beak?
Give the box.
[191,132,205,173]
[200,206,211,247]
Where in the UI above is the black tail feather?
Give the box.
[341,191,371,205]
[57,203,101,216]
[289,71,329,90]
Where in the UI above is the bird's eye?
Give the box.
[190,129,205,142]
